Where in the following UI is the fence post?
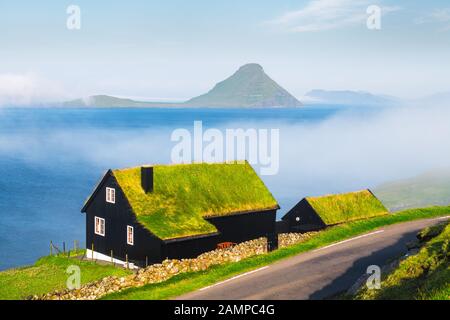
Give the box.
[111,250,114,265]
[63,241,66,254]
[145,256,148,268]
[91,243,94,261]
[50,241,53,256]
[73,240,77,252]
[126,254,129,269]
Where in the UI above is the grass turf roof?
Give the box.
[113,162,278,240]
[306,190,388,225]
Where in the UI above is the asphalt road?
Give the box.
[176,216,449,300]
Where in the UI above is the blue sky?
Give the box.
[1,0,450,104]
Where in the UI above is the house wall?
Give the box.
[207,209,277,244]
[275,220,290,234]
[85,249,138,269]
[163,234,219,260]
[282,199,326,232]
[85,173,163,266]
[163,209,278,259]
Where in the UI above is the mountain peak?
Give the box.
[238,63,264,72]
[185,64,302,108]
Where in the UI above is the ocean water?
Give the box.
[0,105,448,270]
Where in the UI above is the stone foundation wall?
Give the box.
[35,232,317,300]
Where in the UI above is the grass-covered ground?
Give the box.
[307,189,388,225]
[374,169,450,211]
[2,206,447,300]
[0,251,131,300]
[103,206,450,300]
[114,162,278,240]
[356,222,449,300]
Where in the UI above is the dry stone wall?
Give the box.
[35,232,317,300]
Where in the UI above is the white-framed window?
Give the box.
[127,225,134,245]
[95,216,105,236]
[106,187,116,204]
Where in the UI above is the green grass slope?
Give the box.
[306,190,388,225]
[113,162,278,240]
[0,252,131,300]
[356,222,450,300]
[103,206,450,300]
[375,169,450,211]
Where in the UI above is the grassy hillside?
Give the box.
[306,190,388,225]
[375,169,450,211]
[356,222,449,300]
[0,252,131,300]
[113,162,278,240]
[103,206,450,300]
[2,206,447,300]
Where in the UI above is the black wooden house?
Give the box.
[280,189,388,233]
[81,162,279,267]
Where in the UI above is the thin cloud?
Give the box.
[0,73,68,106]
[267,0,401,32]
[416,8,450,31]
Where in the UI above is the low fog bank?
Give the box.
[0,73,70,107]
[268,104,450,214]
[0,103,449,216]
[0,129,173,169]
[283,104,450,185]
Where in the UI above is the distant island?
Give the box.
[63,63,302,108]
[62,95,181,108]
[304,89,399,106]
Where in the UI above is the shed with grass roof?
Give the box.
[81,162,279,267]
[281,190,388,232]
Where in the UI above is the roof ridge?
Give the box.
[112,160,250,172]
[306,189,370,200]
[204,205,280,219]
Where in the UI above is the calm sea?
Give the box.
[0,106,390,270]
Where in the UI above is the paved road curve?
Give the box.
[176,216,449,300]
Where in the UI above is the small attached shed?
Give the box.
[81,161,279,267]
[281,189,388,232]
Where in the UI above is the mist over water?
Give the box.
[0,105,449,270]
